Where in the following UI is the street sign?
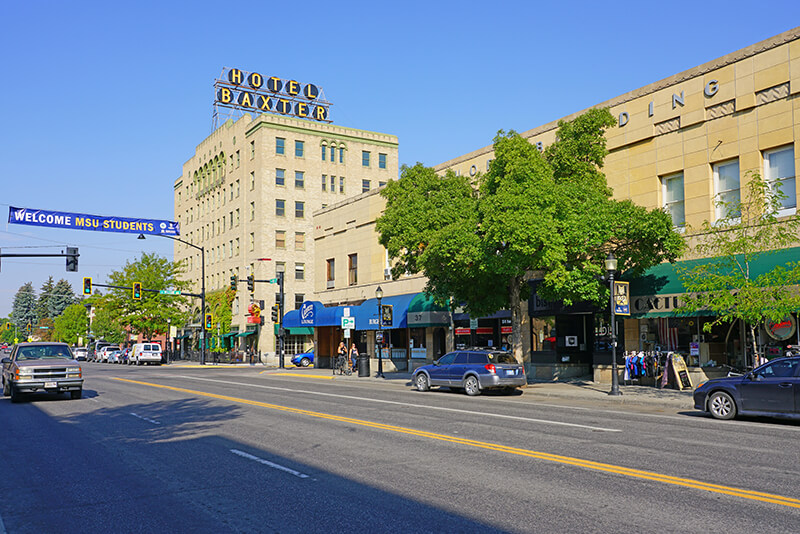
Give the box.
[341,317,355,330]
[344,329,351,338]
[159,290,181,295]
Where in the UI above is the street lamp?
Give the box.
[138,233,206,365]
[376,285,384,378]
[605,252,621,396]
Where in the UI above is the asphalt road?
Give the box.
[1,363,798,533]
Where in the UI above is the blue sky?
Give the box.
[0,0,797,318]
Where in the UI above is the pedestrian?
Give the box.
[349,342,359,372]
[337,341,347,372]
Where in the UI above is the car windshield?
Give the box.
[488,352,517,365]
[16,346,72,360]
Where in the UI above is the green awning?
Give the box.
[274,325,314,335]
[175,333,191,339]
[222,332,238,338]
[629,247,800,318]
[407,293,450,327]
[236,330,256,337]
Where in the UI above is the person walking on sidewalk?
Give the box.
[349,343,359,372]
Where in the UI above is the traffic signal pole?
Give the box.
[278,271,285,369]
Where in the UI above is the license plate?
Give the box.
[506,370,516,376]
[45,381,57,388]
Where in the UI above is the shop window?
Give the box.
[764,146,796,214]
[714,159,740,221]
[662,172,685,227]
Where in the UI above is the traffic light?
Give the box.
[230,275,237,291]
[205,313,213,330]
[66,247,78,272]
[271,305,279,323]
[26,323,32,335]
[132,282,142,300]
[247,274,255,292]
[83,277,92,295]
[381,304,393,327]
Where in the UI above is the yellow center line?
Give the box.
[111,377,800,509]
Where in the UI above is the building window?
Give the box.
[764,146,796,213]
[295,263,305,280]
[321,144,326,161]
[322,174,327,191]
[339,147,344,163]
[714,160,740,220]
[250,140,255,159]
[348,254,357,286]
[229,240,233,258]
[362,179,370,193]
[295,293,304,310]
[276,261,285,279]
[339,176,345,193]
[330,175,335,191]
[249,232,254,251]
[276,199,285,217]
[295,140,304,158]
[236,179,240,197]
[326,258,335,288]
[330,145,335,161]
[276,230,286,249]
[379,153,387,169]
[250,201,255,221]
[295,171,304,189]
[250,171,255,190]
[235,238,240,256]
[276,137,285,155]
[378,181,386,188]
[235,208,240,225]
[362,150,370,167]
[236,150,240,168]
[295,201,304,218]
[662,173,685,227]
[276,168,285,186]
[295,232,305,250]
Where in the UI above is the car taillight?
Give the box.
[485,364,496,374]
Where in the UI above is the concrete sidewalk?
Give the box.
[253,366,696,409]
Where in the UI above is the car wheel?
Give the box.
[10,385,21,403]
[709,391,737,420]
[71,389,82,400]
[301,357,311,367]
[463,375,481,396]
[2,378,10,397]
[415,373,430,392]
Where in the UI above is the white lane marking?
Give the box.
[88,397,100,403]
[130,412,160,425]
[230,449,310,479]
[176,375,621,433]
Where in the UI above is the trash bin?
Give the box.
[358,353,370,377]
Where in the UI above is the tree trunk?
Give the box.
[749,323,759,368]
[510,276,523,364]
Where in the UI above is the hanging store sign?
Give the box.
[764,315,796,341]
[215,67,332,122]
[8,207,179,236]
[613,281,631,316]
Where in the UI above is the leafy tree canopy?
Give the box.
[11,282,37,329]
[377,108,684,361]
[53,303,88,345]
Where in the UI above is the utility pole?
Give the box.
[278,271,285,369]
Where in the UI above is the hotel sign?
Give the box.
[215,67,332,122]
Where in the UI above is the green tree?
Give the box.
[677,171,800,366]
[0,318,16,344]
[377,109,684,362]
[49,278,77,317]
[53,303,89,345]
[91,305,124,343]
[206,288,235,350]
[36,276,55,323]
[11,282,37,332]
[104,252,191,341]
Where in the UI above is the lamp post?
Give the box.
[139,233,206,365]
[376,285,384,378]
[605,252,621,396]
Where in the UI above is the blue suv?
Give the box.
[413,349,526,396]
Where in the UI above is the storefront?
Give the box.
[452,310,512,351]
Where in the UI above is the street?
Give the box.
[1,364,798,533]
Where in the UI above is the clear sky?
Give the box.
[0,0,798,318]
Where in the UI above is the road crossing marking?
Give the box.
[112,377,800,510]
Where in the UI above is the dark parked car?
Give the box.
[413,349,526,396]
[693,356,800,420]
[1,342,83,402]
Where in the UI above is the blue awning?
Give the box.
[316,305,355,327]
[352,293,418,330]
[283,309,302,328]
